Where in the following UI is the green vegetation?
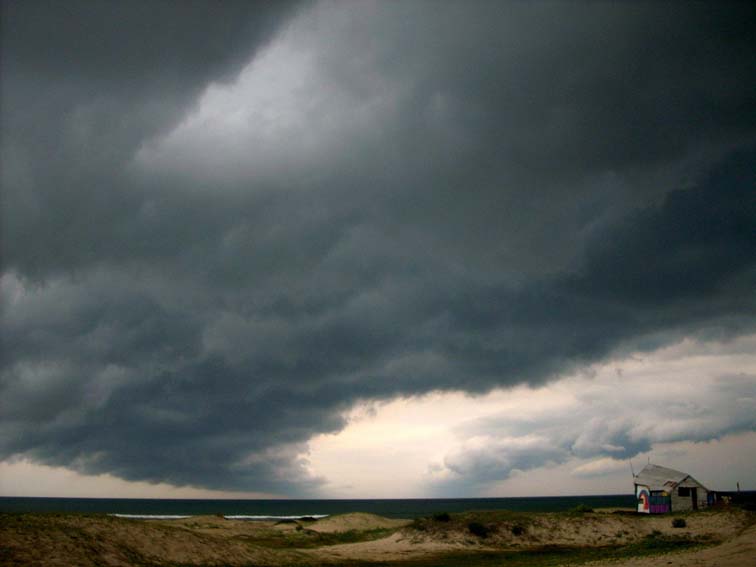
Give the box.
[568,504,595,514]
[635,530,702,553]
[356,535,712,567]
[411,509,535,536]
[467,521,490,538]
[234,526,399,549]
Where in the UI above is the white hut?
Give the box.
[634,464,710,514]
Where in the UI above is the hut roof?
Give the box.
[634,464,696,491]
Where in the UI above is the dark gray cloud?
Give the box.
[1,0,300,278]
[1,1,755,493]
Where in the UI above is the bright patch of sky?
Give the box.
[4,335,753,498]
[307,335,756,497]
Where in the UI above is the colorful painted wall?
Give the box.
[636,485,671,514]
[636,485,650,513]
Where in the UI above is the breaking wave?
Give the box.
[110,514,191,520]
[108,513,329,521]
[224,514,329,520]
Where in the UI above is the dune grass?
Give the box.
[0,509,736,567]
[234,525,399,549]
[339,535,710,567]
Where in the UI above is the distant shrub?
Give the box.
[433,512,451,522]
[571,504,594,514]
[511,524,526,536]
[468,522,490,538]
[672,518,686,528]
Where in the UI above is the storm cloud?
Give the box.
[1,1,755,493]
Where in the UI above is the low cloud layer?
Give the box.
[430,338,756,494]
[437,369,756,488]
[1,1,755,494]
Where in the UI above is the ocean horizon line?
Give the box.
[0,494,639,518]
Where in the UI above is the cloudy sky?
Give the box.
[1,1,755,499]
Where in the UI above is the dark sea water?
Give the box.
[0,495,635,518]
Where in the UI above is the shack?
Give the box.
[634,464,710,514]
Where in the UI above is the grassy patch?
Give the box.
[412,509,534,530]
[349,536,714,567]
[234,526,398,549]
[562,504,595,516]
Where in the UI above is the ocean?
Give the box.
[0,495,635,519]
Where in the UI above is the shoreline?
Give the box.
[0,494,639,517]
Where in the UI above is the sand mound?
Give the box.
[307,530,464,562]
[308,512,410,533]
[3,508,754,566]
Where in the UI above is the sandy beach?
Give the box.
[1,506,753,566]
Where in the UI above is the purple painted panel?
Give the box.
[650,504,670,514]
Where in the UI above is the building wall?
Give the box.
[671,477,708,512]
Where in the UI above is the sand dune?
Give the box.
[1,507,753,566]
[306,512,411,533]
